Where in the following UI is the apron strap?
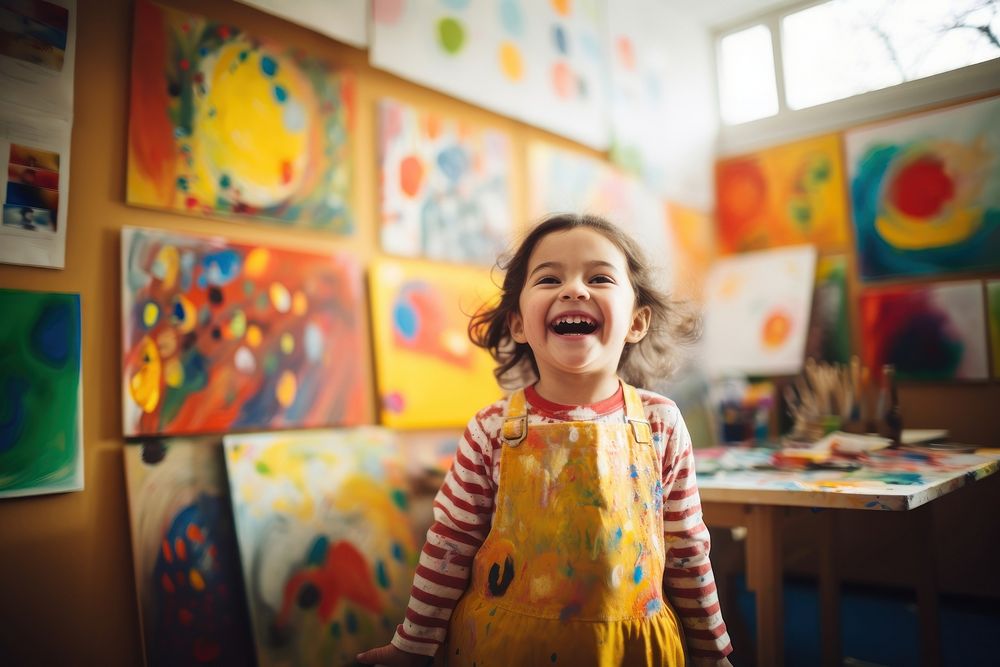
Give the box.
[622,382,652,444]
[501,389,528,446]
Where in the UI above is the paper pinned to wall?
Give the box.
[0,106,72,268]
[701,245,818,378]
[0,0,77,120]
[235,0,368,47]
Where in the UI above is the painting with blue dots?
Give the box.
[0,288,83,499]
[127,0,354,233]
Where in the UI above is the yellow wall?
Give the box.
[0,1,998,664]
[0,0,596,663]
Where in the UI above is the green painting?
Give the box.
[0,289,83,498]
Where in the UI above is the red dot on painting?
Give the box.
[384,392,405,414]
[185,196,198,209]
[281,160,293,184]
[400,155,424,198]
[888,155,955,218]
[179,59,190,71]
[552,61,574,99]
[617,36,635,70]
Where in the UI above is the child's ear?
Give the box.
[508,312,527,344]
[626,306,651,344]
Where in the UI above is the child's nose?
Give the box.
[560,281,589,300]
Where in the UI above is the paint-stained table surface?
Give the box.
[693,445,1000,667]
[694,446,1000,510]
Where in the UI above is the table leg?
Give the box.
[907,503,941,667]
[819,509,841,667]
[745,505,783,667]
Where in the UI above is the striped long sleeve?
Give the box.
[390,405,501,655]
[658,402,734,661]
[391,388,733,661]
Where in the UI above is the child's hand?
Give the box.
[355,643,431,666]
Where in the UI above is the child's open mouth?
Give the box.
[550,315,599,335]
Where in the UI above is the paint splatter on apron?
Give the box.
[438,383,686,666]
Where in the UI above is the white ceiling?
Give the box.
[658,0,800,28]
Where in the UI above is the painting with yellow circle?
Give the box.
[127,0,353,232]
[369,259,501,428]
[121,226,368,437]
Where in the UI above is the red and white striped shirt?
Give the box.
[391,385,733,662]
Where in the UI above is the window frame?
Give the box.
[713,0,1000,156]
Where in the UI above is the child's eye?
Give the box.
[590,275,614,284]
[535,276,560,285]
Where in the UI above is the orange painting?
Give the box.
[715,134,850,253]
[665,201,716,302]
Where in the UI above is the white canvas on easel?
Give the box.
[702,245,817,377]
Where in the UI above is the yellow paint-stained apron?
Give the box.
[438,383,686,667]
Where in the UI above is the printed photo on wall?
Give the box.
[223,428,420,667]
[121,226,369,437]
[0,106,71,268]
[123,439,254,667]
[860,281,988,381]
[0,0,77,119]
[378,98,513,265]
[127,0,354,233]
[846,95,1000,280]
[0,288,83,499]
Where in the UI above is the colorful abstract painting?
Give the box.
[805,255,852,365]
[123,439,253,667]
[0,289,82,498]
[860,281,987,381]
[701,245,817,377]
[222,428,419,667]
[527,142,676,287]
[846,96,1000,280]
[121,226,368,437]
[127,0,354,232]
[370,0,610,149]
[716,133,850,253]
[989,281,1000,378]
[235,0,368,47]
[378,98,513,265]
[665,201,716,302]
[369,258,501,428]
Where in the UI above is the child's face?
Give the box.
[508,227,650,385]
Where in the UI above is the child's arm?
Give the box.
[657,406,735,664]
[374,412,498,659]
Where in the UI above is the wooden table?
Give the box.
[694,447,1000,667]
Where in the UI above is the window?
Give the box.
[718,25,779,124]
[781,0,1000,110]
[715,0,1000,152]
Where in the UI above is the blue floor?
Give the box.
[732,575,1000,666]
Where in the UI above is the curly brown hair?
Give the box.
[469,213,701,390]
